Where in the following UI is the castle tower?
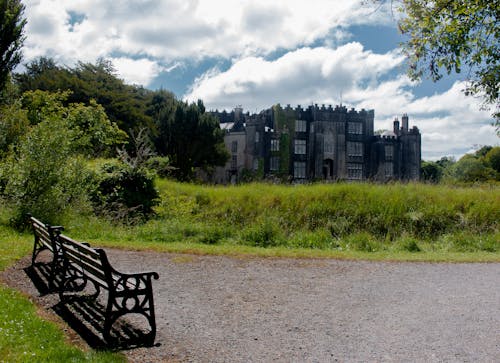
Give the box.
[402,113,409,132]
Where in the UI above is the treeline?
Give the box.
[4,57,228,180]
[0,57,228,225]
[421,146,500,184]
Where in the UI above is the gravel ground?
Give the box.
[2,249,499,362]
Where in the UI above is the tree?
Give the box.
[0,0,26,91]
[0,98,28,157]
[484,146,500,173]
[444,154,497,182]
[420,160,443,182]
[15,58,155,135]
[369,0,499,130]
[152,96,229,180]
[1,117,91,225]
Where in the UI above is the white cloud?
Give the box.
[21,0,390,74]
[111,57,163,86]
[186,43,404,110]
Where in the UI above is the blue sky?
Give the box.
[21,0,498,160]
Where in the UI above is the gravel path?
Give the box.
[2,249,500,362]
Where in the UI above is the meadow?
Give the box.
[40,180,500,262]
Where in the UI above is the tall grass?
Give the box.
[55,180,499,257]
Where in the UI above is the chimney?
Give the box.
[393,118,400,133]
[402,113,409,131]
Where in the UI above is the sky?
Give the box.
[20,0,499,160]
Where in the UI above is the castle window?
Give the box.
[253,159,259,171]
[347,164,363,180]
[294,161,306,178]
[255,131,260,143]
[270,139,280,151]
[231,155,237,169]
[348,122,363,134]
[385,145,393,160]
[294,139,306,154]
[231,141,238,153]
[324,140,334,154]
[385,162,393,177]
[270,156,280,171]
[347,142,363,157]
[295,120,307,132]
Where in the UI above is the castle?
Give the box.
[210,104,421,183]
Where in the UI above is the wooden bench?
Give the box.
[28,215,64,289]
[55,231,159,346]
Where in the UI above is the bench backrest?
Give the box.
[29,216,59,252]
[57,233,111,289]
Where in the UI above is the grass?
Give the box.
[52,180,499,262]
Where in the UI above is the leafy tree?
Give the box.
[0,0,26,91]
[435,156,455,170]
[420,160,443,182]
[15,58,155,134]
[0,98,28,157]
[153,97,229,180]
[398,0,499,125]
[66,99,128,157]
[20,90,127,157]
[484,146,500,173]
[1,117,91,225]
[368,0,499,129]
[444,155,496,183]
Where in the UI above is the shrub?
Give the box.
[395,236,422,252]
[1,118,91,226]
[242,220,283,248]
[90,161,159,223]
[343,232,381,252]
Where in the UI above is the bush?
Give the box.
[242,220,283,248]
[343,232,381,252]
[90,161,159,223]
[395,236,422,252]
[1,118,92,226]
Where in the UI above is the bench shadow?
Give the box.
[24,263,60,295]
[25,262,159,351]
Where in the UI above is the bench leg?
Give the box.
[103,289,157,346]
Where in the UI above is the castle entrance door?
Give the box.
[323,159,334,180]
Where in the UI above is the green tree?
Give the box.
[368,0,499,129]
[0,98,28,157]
[398,0,499,126]
[444,155,496,183]
[15,58,155,135]
[420,160,443,183]
[484,146,500,173]
[20,90,127,157]
[153,98,229,180]
[0,0,26,91]
[66,99,128,157]
[1,117,91,225]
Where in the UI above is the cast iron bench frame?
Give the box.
[55,231,159,346]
